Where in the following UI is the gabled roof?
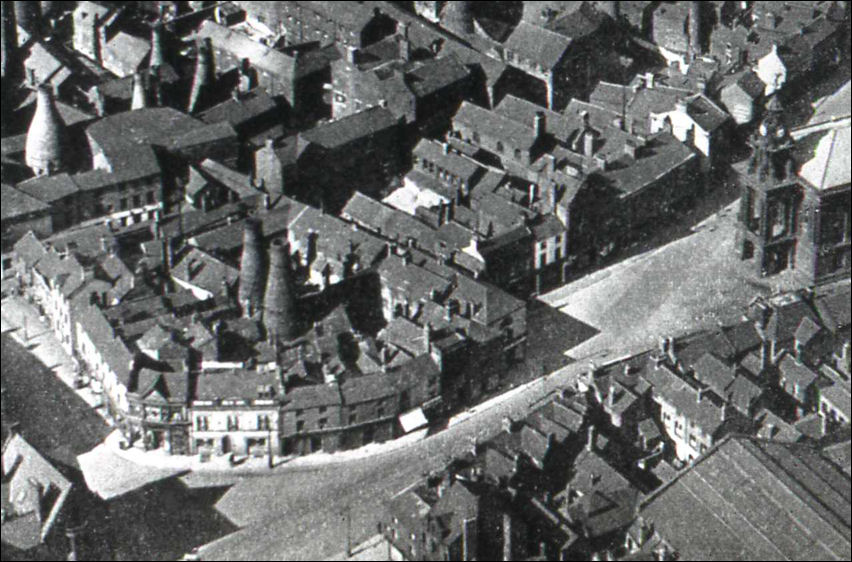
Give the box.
[1,434,73,551]
[639,436,851,561]
[503,21,572,70]
[453,101,539,151]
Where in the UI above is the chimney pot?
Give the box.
[534,111,546,138]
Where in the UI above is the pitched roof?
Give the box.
[403,54,470,99]
[639,436,851,561]
[642,362,726,436]
[196,20,296,80]
[195,369,280,402]
[198,159,262,200]
[798,125,851,191]
[453,101,539,151]
[102,31,150,77]
[503,21,572,70]
[340,373,398,405]
[14,173,79,204]
[300,107,399,149]
[814,290,852,333]
[1,434,72,550]
[721,69,765,99]
[198,88,279,131]
[1,184,50,221]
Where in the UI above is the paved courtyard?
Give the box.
[541,201,807,360]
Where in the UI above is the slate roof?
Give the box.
[1,184,50,221]
[281,383,342,410]
[24,42,73,90]
[798,125,851,191]
[14,173,79,204]
[814,290,852,333]
[453,101,539,151]
[404,54,470,98]
[639,436,851,561]
[198,159,261,200]
[413,139,482,182]
[171,248,239,295]
[301,107,399,149]
[102,31,150,77]
[503,21,572,70]
[598,132,696,198]
[340,373,397,406]
[198,89,279,131]
[777,353,819,394]
[641,362,726,437]
[195,369,280,402]
[720,69,765,100]
[1,434,73,551]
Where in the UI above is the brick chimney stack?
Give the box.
[689,1,703,59]
[238,218,265,318]
[25,85,66,177]
[534,111,546,139]
[263,238,298,342]
[131,72,148,110]
[188,38,213,113]
[150,23,164,69]
[1,1,17,80]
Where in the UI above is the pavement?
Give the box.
[1,294,108,416]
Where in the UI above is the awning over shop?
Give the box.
[399,407,428,434]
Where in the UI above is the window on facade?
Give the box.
[296,420,305,432]
[133,194,141,207]
[318,417,327,429]
[120,198,128,210]
[496,141,504,153]
[319,406,327,414]
[769,200,787,239]
[146,191,155,204]
[472,131,480,143]
[349,414,357,424]
[377,407,384,417]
